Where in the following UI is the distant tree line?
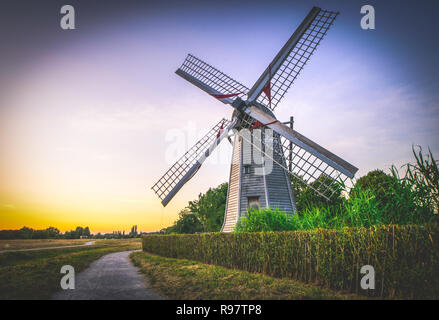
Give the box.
[0,226,89,240]
[93,225,140,239]
[0,225,142,240]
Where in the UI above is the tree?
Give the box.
[291,174,343,212]
[173,210,203,234]
[352,169,405,222]
[352,164,436,224]
[187,183,228,232]
[75,226,84,237]
[46,227,60,238]
[83,227,91,237]
[163,182,228,234]
[235,207,295,232]
[129,225,138,237]
[353,169,396,207]
[19,227,34,239]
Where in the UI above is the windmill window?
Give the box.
[247,196,260,209]
[244,166,250,174]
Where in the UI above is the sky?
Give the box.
[0,0,438,233]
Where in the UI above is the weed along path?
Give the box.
[52,250,163,300]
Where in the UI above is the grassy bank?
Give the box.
[130,251,362,300]
[0,239,141,299]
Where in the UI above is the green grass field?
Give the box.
[130,251,364,300]
[0,239,141,300]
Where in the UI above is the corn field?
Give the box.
[143,223,439,299]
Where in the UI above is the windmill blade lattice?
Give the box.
[239,115,351,200]
[253,9,338,110]
[177,54,249,102]
[152,118,231,202]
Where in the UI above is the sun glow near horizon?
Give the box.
[1,0,438,233]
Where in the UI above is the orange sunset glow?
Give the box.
[1,1,438,234]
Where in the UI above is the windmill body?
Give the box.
[152,7,359,233]
[222,127,296,232]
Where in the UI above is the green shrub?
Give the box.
[342,186,382,227]
[142,223,439,299]
[296,187,382,230]
[235,207,295,232]
[351,167,433,225]
[287,146,438,231]
[235,185,434,233]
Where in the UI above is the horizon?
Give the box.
[1,0,438,233]
[0,224,155,235]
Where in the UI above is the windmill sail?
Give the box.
[152,118,235,206]
[153,6,359,219]
[247,7,338,110]
[246,105,357,178]
[239,107,357,200]
[176,54,249,104]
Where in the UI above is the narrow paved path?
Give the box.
[52,250,163,300]
[0,241,95,254]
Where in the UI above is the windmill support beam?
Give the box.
[161,162,201,207]
[289,116,294,172]
[247,6,321,102]
[175,69,235,104]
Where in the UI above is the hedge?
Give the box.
[142,223,439,299]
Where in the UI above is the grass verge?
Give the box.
[130,251,363,300]
[0,239,141,299]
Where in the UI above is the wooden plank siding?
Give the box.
[221,132,296,233]
[264,134,296,214]
[221,135,242,233]
[239,134,268,217]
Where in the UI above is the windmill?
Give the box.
[152,7,358,232]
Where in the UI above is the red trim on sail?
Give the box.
[251,120,278,130]
[217,120,225,138]
[211,93,241,99]
[251,121,262,129]
[264,63,272,108]
[263,82,271,101]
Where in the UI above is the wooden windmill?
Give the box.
[152,7,358,232]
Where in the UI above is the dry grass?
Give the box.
[0,239,90,251]
[130,251,364,300]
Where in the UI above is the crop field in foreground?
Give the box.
[0,239,141,299]
[130,251,364,300]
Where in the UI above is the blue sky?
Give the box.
[0,0,438,232]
